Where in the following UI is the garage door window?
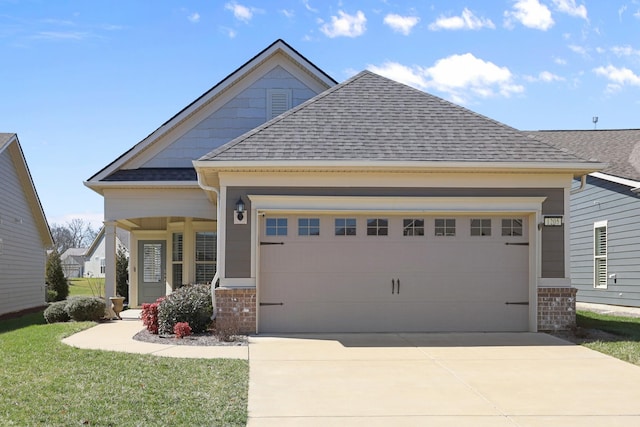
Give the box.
[298,218,320,236]
[367,218,388,236]
[470,219,492,236]
[435,218,456,236]
[266,218,288,236]
[502,218,523,236]
[403,219,425,236]
[335,218,356,236]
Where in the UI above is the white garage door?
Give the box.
[259,214,530,333]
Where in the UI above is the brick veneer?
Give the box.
[214,287,256,334]
[537,287,577,331]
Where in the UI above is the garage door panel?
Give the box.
[259,214,530,333]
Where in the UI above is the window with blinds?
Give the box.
[267,89,292,120]
[594,222,607,289]
[172,233,183,287]
[195,232,216,284]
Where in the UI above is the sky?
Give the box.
[1,0,639,231]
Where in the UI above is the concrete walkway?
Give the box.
[578,301,640,318]
[61,310,248,360]
[248,333,640,426]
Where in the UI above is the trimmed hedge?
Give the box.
[158,284,213,335]
[43,301,70,324]
[65,297,106,322]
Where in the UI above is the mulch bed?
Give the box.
[133,328,248,346]
[548,327,623,344]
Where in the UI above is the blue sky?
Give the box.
[1,0,639,231]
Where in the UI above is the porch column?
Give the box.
[103,221,117,318]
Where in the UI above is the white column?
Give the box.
[104,221,117,318]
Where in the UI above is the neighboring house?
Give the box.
[86,39,601,333]
[527,130,640,307]
[60,248,86,278]
[84,227,130,278]
[0,133,53,317]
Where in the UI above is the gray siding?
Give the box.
[569,176,640,306]
[144,66,320,168]
[0,149,46,316]
[226,186,564,278]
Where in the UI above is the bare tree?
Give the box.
[50,218,98,253]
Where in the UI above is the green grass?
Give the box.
[0,312,248,426]
[577,311,640,366]
[68,277,105,297]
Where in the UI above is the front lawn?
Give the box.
[68,277,105,297]
[0,312,248,426]
[576,311,640,366]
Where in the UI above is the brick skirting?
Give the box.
[537,287,577,331]
[214,287,256,334]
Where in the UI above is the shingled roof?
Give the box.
[525,129,640,182]
[200,71,588,164]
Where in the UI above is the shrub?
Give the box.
[65,296,105,322]
[43,301,70,323]
[158,284,213,335]
[141,298,164,334]
[45,289,58,303]
[46,250,68,301]
[116,247,129,302]
[173,322,192,338]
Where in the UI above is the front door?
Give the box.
[138,240,166,304]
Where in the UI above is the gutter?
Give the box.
[196,171,221,319]
[570,175,587,194]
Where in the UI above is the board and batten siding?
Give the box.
[143,66,320,168]
[0,148,46,316]
[569,176,640,306]
[225,186,565,279]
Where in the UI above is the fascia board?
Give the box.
[84,180,200,194]
[590,172,640,190]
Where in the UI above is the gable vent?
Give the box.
[267,89,292,120]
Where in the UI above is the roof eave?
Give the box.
[590,172,640,191]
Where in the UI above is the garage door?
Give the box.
[259,214,530,333]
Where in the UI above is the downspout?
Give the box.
[197,171,220,319]
[570,174,587,195]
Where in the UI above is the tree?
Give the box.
[116,246,129,302]
[50,218,98,253]
[46,250,69,301]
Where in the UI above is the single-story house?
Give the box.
[527,130,640,307]
[0,133,53,317]
[86,39,601,332]
[84,226,130,279]
[60,247,86,278]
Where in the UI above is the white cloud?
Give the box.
[568,44,588,56]
[504,0,554,30]
[188,12,200,23]
[524,71,565,82]
[220,27,237,38]
[429,8,495,31]
[552,0,588,20]
[225,2,253,23]
[384,14,420,35]
[611,45,640,57]
[31,31,90,41]
[303,0,318,13]
[320,10,366,38]
[281,9,295,19]
[368,53,523,104]
[594,65,640,92]
[554,57,567,65]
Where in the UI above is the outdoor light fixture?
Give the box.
[235,197,245,221]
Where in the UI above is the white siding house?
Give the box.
[0,133,53,317]
[84,227,130,278]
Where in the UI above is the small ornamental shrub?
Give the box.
[43,301,70,323]
[173,322,192,338]
[141,297,164,334]
[65,296,105,322]
[158,284,213,335]
[46,250,69,301]
[45,289,58,303]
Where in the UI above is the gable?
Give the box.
[87,39,336,185]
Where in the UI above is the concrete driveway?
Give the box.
[248,333,640,426]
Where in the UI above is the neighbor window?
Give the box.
[470,219,492,236]
[403,219,425,236]
[335,218,356,236]
[594,221,607,289]
[172,232,183,286]
[435,218,456,236]
[298,218,320,236]
[195,232,216,284]
[99,258,106,275]
[502,218,523,236]
[367,218,388,236]
[266,218,288,236]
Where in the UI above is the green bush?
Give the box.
[65,296,105,322]
[46,250,69,301]
[158,284,213,335]
[43,301,70,323]
[45,289,58,303]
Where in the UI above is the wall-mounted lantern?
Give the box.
[234,197,247,225]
